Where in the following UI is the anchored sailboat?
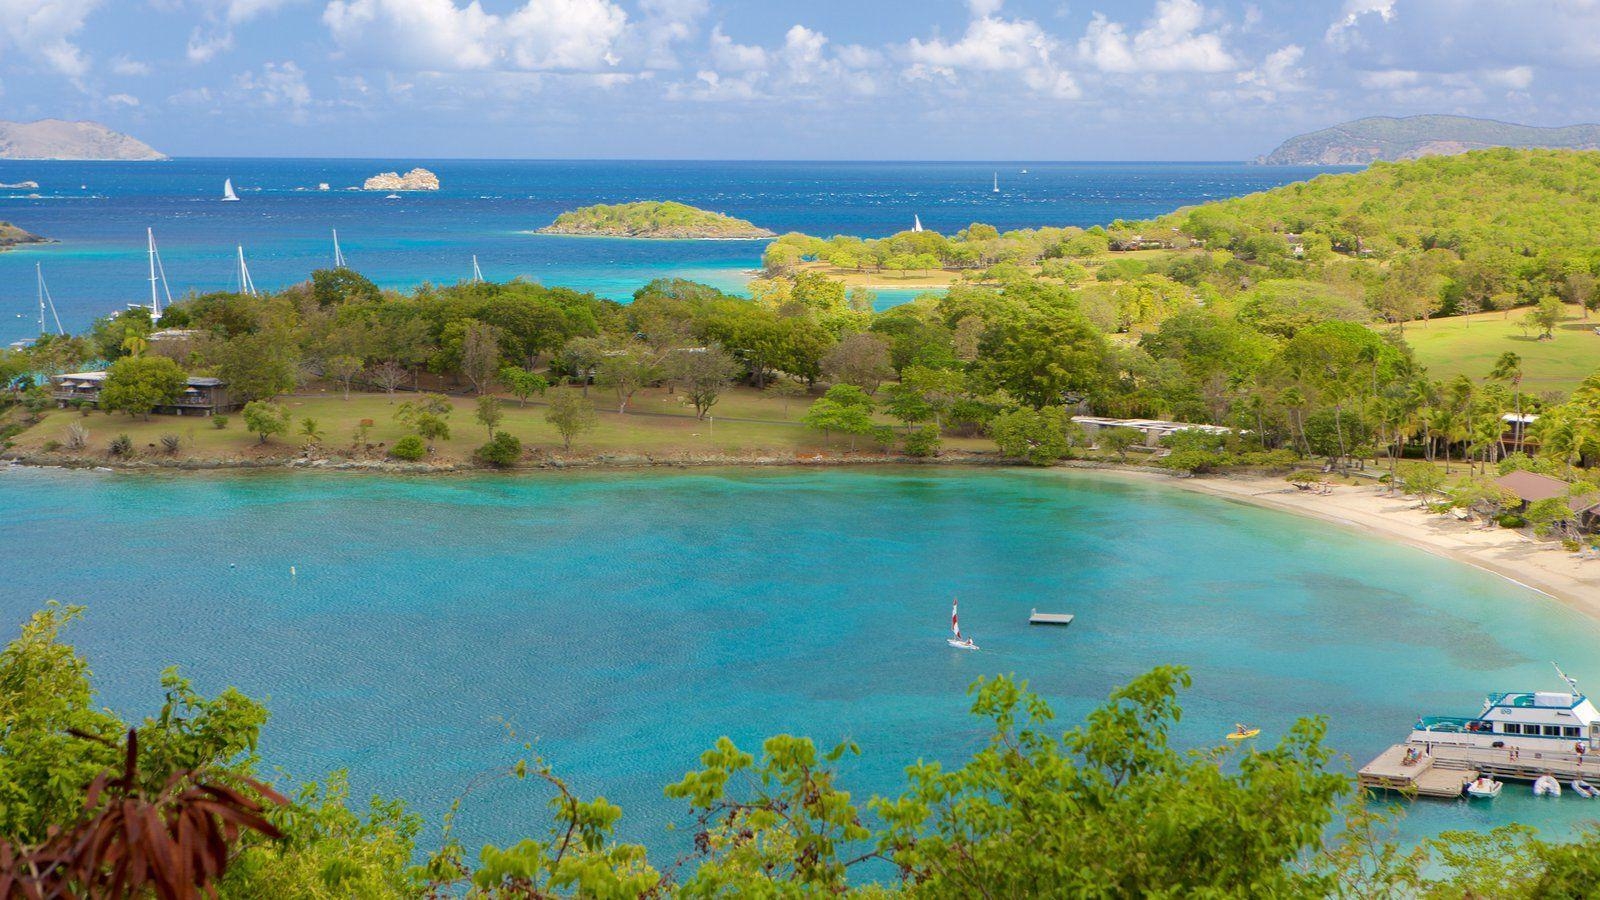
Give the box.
[472,255,484,283]
[36,264,64,336]
[912,215,924,233]
[947,599,978,650]
[222,178,239,202]
[136,227,173,321]
[332,229,347,268]
[992,172,999,193]
[236,246,258,297]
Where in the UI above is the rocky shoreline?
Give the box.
[362,167,440,191]
[0,220,46,248]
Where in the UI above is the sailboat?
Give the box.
[912,215,924,233]
[222,178,240,202]
[992,172,999,193]
[132,227,173,321]
[36,263,65,336]
[471,255,484,283]
[332,229,347,268]
[236,246,258,297]
[947,599,978,650]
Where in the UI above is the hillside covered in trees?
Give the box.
[539,201,775,239]
[1256,115,1600,165]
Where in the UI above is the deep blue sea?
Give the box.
[3,466,1597,859]
[0,159,1346,343]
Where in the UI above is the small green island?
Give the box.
[537,200,775,239]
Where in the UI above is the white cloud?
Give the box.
[323,0,629,72]
[187,27,235,63]
[1233,44,1305,99]
[105,92,139,106]
[0,0,100,80]
[110,55,151,76]
[635,0,706,68]
[1357,68,1419,89]
[224,0,298,24]
[708,25,766,72]
[902,9,1078,98]
[1484,65,1533,90]
[236,59,312,108]
[1079,0,1236,73]
[1325,0,1396,48]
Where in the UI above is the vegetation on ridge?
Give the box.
[539,201,775,239]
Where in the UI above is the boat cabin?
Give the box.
[51,371,239,417]
[1412,689,1600,752]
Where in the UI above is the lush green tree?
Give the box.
[1098,426,1143,462]
[501,366,550,407]
[990,406,1073,465]
[820,332,893,393]
[801,385,876,450]
[667,346,740,420]
[544,390,597,450]
[1398,461,1446,505]
[310,268,381,307]
[474,432,523,468]
[219,331,300,402]
[595,346,658,413]
[242,400,291,444]
[98,355,186,419]
[1524,296,1564,340]
[475,395,503,437]
[977,302,1108,409]
[389,434,427,461]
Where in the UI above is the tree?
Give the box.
[98,355,186,420]
[1397,461,1446,506]
[501,366,549,407]
[668,346,740,420]
[459,320,503,395]
[242,400,291,444]
[323,354,364,400]
[544,390,597,450]
[1099,426,1143,462]
[299,416,325,448]
[369,360,409,400]
[310,267,381,307]
[219,331,300,402]
[475,395,503,437]
[396,394,453,442]
[1524,296,1563,340]
[990,406,1072,465]
[820,332,893,393]
[801,386,875,450]
[765,378,809,416]
[1525,496,1578,539]
[474,432,523,468]
[595,347,658,413]
[977,302,1108,409]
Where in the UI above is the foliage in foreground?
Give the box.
[4,603,1600,897]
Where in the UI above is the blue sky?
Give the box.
[2,0,1595,159]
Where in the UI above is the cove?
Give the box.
[2,464,1596,851]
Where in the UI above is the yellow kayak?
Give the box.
[1227,728,1260,741]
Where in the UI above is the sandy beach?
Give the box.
[1111,470,1600,620]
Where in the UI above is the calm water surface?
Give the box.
[2,465,1597,853]
[0,160,1348,342]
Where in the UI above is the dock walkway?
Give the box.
[1360,741,1600,798]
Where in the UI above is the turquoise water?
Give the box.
[2,465,1597,852]
[0,160,1349,342]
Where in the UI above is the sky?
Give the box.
[1,0,1596,159]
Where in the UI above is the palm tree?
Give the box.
[1490,351,1524,454]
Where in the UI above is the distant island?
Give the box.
[362,168,439,191]
[539,201,775,239]
[0,221,45,249]
[0,119,165,161]
[1256,115,1600,165]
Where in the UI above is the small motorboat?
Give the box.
[385,193,401,200]
[1226,724,1260,741]
[1465,776,1502,799]
[946,599,978,651]
[1534,775,1562,797]
[1571,779,1599,798]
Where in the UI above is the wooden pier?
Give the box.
[1029,611,1075,626]
[1359,741,1600,798]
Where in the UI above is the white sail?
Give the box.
[913,215,924,233]
[37,264,63,335]
[472,254,484,283]
[951,601,960,638]
[332,229,347,268]
[237,245,258,297]
[145,227,172,320]
[992,172,999,193]
[222,178,239,201]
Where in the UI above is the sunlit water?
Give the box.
[0,160,1347,342]
[2,465,1597,854]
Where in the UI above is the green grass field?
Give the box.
[1401,303,1600,395]
[10,384,993,464]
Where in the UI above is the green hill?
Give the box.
[539,201,775,239]
[1257,115,1600,165]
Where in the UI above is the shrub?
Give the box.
[160,433,182,454]
[63,422,89,451]
[389,435,427,461]
[474,432,523,468]
[903,424,942,458]
[212,415,230,430]
[108,434,133,456]
[41,440,61,452]
[1160,449,1226,474]
[1497,514,1527,529]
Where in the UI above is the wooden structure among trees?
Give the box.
[51,371,239,416]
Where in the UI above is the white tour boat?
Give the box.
[947,600,978,651]
[1409,664,1600,755]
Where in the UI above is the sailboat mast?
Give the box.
[332,229,345,268]
[37,264,63,335]
[148,227,159,316]
[472,254,483,283]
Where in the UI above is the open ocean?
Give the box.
[0,159,1346,343]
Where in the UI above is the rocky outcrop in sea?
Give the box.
[362,168,440,191]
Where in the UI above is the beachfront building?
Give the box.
[51,371,240,417]
[1494,470,1600,532]
[1072,415,1234,449]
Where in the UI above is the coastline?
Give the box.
[1101,469,1600,619]
[8,446,1596,617]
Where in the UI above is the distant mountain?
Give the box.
[1255,115,1600,166]
[0,119,165,161]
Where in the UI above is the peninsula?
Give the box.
[0,221,45,249]
[362,168,440,191]
[538,201,775,239]
[1256,115,1600,165]
[0,119,165,160]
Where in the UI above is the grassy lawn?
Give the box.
[1401,303,1600,395]
[10,384,993,464]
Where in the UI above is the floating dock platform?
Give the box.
[1028,611,1075,626]
[1359,741,1600,798]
